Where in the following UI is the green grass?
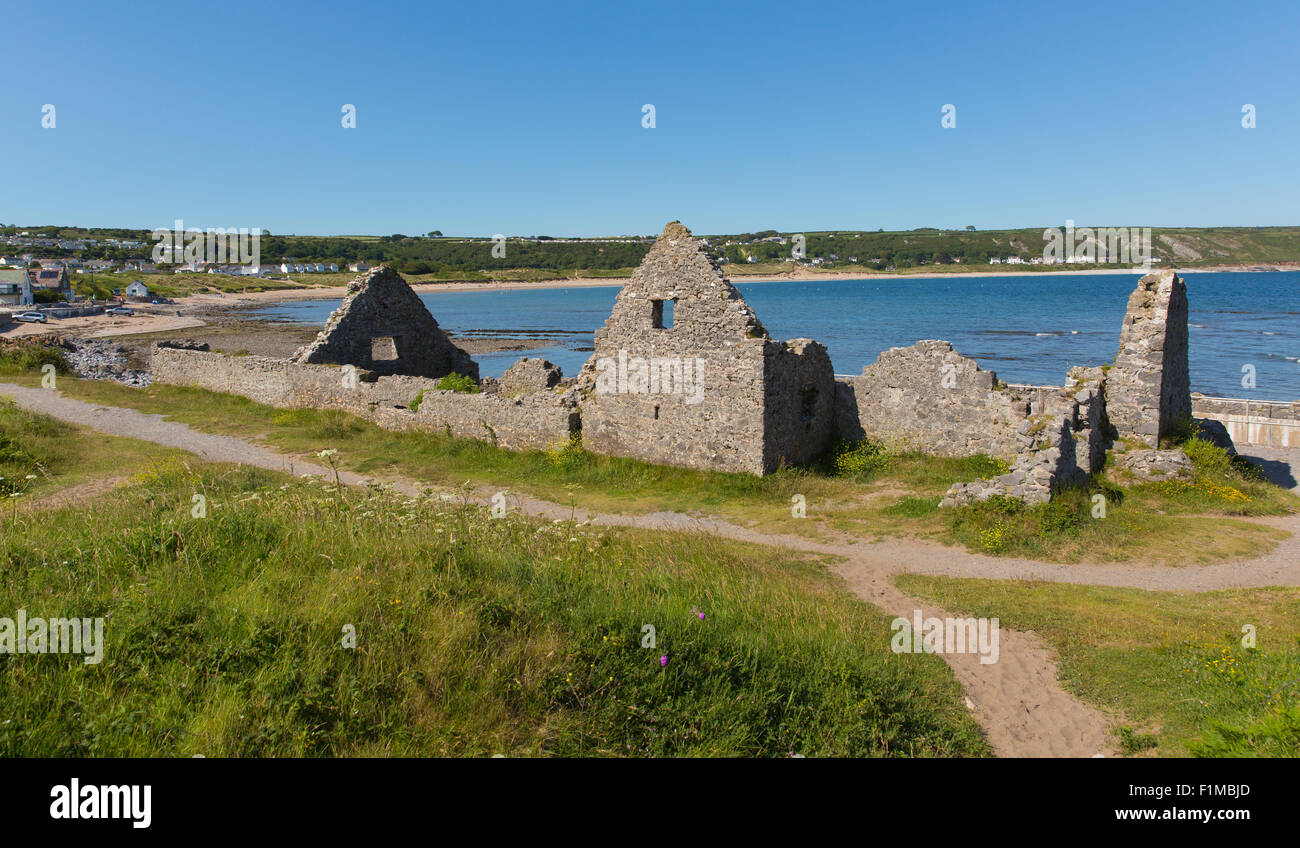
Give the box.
[0,396,184,501]
[0,403,988,757]
[70,271,306,300]
[894,575,1300,756]
[1,343,1293,566]
[936,436,1296,562]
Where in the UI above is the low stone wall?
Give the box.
[150,345,577,451]
[42,305,105,319]
[1192,395,1300,448]
[837,340,1032,460]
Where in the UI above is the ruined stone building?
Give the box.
[576,222,834,474]
[149,226,1211,505]
[292,265,478,380]
[1105,270,1191,447]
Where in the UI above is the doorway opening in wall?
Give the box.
[651,299,675,329]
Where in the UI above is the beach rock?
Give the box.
[65,338,151,387]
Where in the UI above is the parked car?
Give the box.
[13,311,47,323]
[105,306,134,316]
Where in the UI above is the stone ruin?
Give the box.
[292,265,478,380]
[1105,269,1191,447]
[148,226,1212,506]
[577,221,834,474]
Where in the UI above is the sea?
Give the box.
[250,270,1300,399]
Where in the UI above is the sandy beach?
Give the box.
[176,260,1300,309]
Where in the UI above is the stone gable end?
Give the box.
[292,265,478,380]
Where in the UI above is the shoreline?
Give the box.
[174,261,1300,310]
[3,261,1293,345]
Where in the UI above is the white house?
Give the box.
[348,262,372,273]
[988,257,1003,264]
[0,269,33,306]
[1005,256,1024,265]
[125,280,150,298]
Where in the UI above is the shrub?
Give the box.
[410,389,425,412]
[0,341,69,374]
[1035,499,1084,536]
[1181,436,1234,478]
[829,438,890,478]
[545,433,587,471]
[435,372,481,394]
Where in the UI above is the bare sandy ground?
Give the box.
[10,382,1297,756]
[3,311,206,339]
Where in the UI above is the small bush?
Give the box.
[410,389,425,412]
[1182,436,1234,477]
[435,372,481,394]
[545,433,588,471]
[829,438,890,478]
[0,342,70,374]
[1036,499,1084,537]
[1119,725,1159,755]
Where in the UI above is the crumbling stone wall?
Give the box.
[292,265,478,380]
[498,358,563,397]
[152,346,575,451]
[763,339,835,469]
[941,412,1084,506]
[576,222,834,475]
[837,340,1031,460]
[1107,270,1190,446]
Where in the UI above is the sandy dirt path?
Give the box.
[9,382,1297,757]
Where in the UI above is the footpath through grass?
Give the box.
[2,345,1294,565]
[895,575,1300,757]
[0,402,988,757]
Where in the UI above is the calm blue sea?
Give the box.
[251,271,1300,399]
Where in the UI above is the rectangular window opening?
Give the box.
[370,336,400,361]
[651,299,675,329]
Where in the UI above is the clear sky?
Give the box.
[5,0,1298,237]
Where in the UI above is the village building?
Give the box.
[0,269,34,306]
[28,265,72,300]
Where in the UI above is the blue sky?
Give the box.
[5,0,1298,236]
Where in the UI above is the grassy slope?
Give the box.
[0,403,987,757]
[894,575,1300,756]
